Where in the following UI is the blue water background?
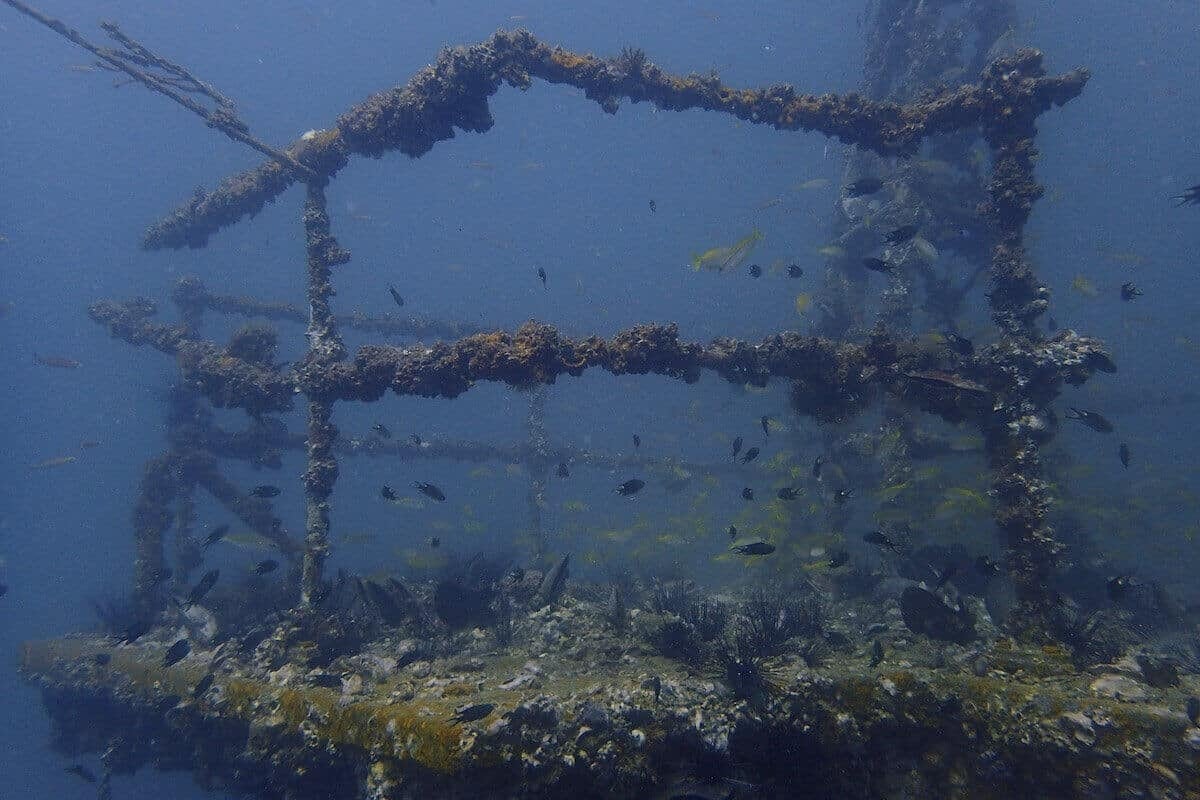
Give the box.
[1,0,1198,795]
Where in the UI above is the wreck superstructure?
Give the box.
[11,1,1199,798]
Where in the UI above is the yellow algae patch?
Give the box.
[274,688,463,774]
[550,50,591,70]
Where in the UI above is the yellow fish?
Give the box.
[876,482,910,502]
[391,497,426,510]
[1070,274,1098,297]
[339,531,376,545]
[691,229,763,272]
[30,455,77,469]
[1097,248,1146,266]
[794,178,832,190]
[563,501,589,513]
[505,463,524,477]
[468,466,494,479]
[224,532,275,551]
[816,244,847,259]
[794,293,812,314]
[402,550,448,570]
[462,521,485,534]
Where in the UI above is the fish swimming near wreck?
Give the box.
[616,478,645,496]
[30,455,77,469]
[1065,407,1114,433]
[162,638,190,668]
[690,229,763,272]
[186,569,219,606]
[905,370,990,394]
[201,524,230,547]
[450,702,495,723]
[729,536,775,556]
[413,481,446,501]
[387,284,404,308]
[845,176,884,197]
[33,353,81,368]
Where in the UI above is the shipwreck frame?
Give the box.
[84,24,1102,632]
[17,2,1190,798]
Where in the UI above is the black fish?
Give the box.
[827,549,849,569]
[65,765,96,783]
[387,284,404,308]
[633,434,641,448]
[163,638,191,668]
[741,446,760,464]
[741,487,754,501]
[536,267,547,287]
[429,536,441,548]
[1187,697,1200,727]
[975,555,1002,577]
[760,415,770,437]
[1174,184,1200,206]
[748,263,762,278]
[409,433,423,446]
[187,569,219,606]
[250,485,280,498]
[787,263,804,278]
[192,673,215,699]
[450,702,495,723]
[1119,442,1130,468]
[1107,574,1134,601]
[616,478,645,496]
[834,488,853,505]
[201,523,230,548]
[812,455,823,479]
[556,462,570,478]
[863,530,898,552]
[862,257,893,273]
[0,582,7,600]
[845,176,884,197]
[731,436,744,459]
[148,567,173,588]
[1119,282,1142,301]
[943,330,974,356]
[777,486,800,500]
[118,619,151,644]
[413,481,446,502]
[381,485,398,502]
[727,524,738,540]
[869,639,884,668]
[1065,407,1114,433]
[649,199,656,213]
[371,423,392,439]
[932,562,959,590]
[253,559,279,576]
[885,224,919,244]
[93,652,111,666]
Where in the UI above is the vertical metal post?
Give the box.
[525,387,550,562]
[298,181,348,604]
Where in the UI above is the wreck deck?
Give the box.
[22,598,1200,800]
